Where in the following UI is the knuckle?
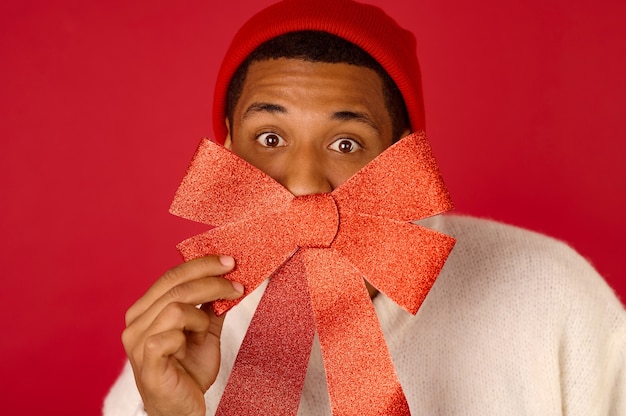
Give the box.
[161,302,187,321]
[121,328,143,365]
[121,327,134,350]
[143,339,159,357]
[143,333,165,355]
[124,306,138,327]
[161,264,186,287]
[144,331,184,355]
[165,282,187,301]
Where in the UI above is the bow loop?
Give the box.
[170,138,293,227]
[333,132,453,222]
[177,216,300,315]
[333,213,456,314]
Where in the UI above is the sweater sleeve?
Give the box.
[609,337,626,416]
[102,361,147,416]
[411,215,626,415]
[561,265,626,416]
[551,241,626,416]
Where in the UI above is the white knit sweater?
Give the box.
[104,215,626,415]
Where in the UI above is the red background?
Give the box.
[1,0,624,414]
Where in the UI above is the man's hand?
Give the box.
[122,255,243,416]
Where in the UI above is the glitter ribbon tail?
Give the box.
[303,249,412,416]
[216,251,316,415]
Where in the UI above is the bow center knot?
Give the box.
[287,194,339,248]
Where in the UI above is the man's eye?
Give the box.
[328,138,361,153]
[256,132,286,147]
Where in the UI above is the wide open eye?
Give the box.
[328,138,361,154]
[256,132,287,147]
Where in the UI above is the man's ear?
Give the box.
[224,117,232,150]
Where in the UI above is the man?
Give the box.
[105,0,626,415]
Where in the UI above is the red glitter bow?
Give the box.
[170,131,455,415]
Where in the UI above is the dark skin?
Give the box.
[122,58,408,416]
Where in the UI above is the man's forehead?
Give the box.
[235,59,387,117]
[212,0,425,143]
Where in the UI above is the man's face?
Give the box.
[225,58,405,196]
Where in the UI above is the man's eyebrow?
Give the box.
[331,111,381,136]
[242,102,287,119]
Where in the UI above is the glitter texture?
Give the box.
[169,131,456,415]
[216,252,315,415]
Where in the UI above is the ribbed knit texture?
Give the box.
[104,215,626,416]
[212,0,425,144]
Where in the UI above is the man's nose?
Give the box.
[279,146,332,196]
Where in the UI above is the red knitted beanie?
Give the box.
[212,0,425,144]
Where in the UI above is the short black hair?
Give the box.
[226,31,410,140]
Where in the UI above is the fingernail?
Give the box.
[219,255,235,267]
[231,281,244,294]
